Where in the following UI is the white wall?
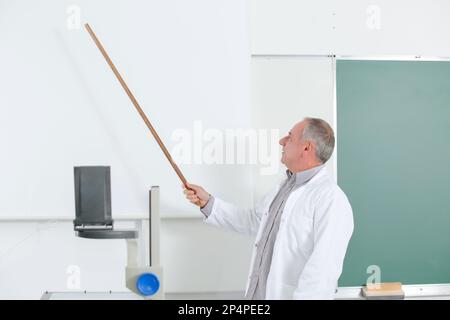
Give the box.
[250,0,450,56]
[2,0,450,299]
[251,56,335,199]
[0,219,254,299]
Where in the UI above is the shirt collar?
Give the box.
[286,164,325,186]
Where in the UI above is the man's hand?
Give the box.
[182,183,210,208]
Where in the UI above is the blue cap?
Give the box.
[136,273,160,296]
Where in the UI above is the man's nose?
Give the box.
[279,136,286,146]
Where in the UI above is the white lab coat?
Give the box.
[204,167,354,299]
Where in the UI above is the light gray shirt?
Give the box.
[201,164,324,299]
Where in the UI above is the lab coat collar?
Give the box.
[286,164,325,186]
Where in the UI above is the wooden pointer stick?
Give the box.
[84,23,193,193]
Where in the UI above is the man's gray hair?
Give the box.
[302,118,335,163]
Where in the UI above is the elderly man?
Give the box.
[183,118,354,300]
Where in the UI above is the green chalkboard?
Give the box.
[337,60,450,287]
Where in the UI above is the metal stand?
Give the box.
[125,186,164,300]
[73,166,163,299]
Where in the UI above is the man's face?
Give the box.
[279,121,308,169]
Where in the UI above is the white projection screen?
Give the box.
[0,0,253,219]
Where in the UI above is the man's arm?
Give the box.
[183,183,278,236]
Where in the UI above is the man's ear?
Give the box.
[304,141,313,152]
